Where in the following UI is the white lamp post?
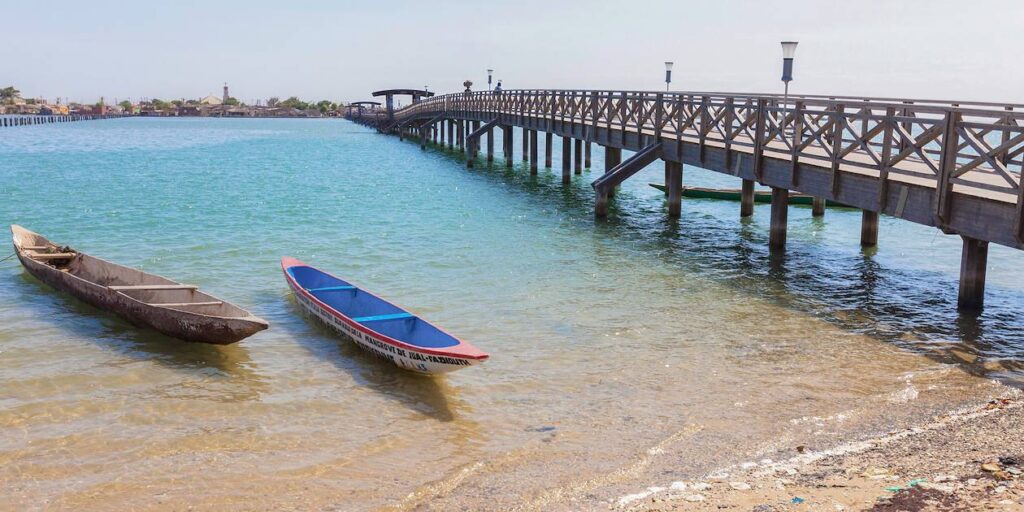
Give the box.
[487,69,494,91]
[664,61,674,91]
[780,41,798,141]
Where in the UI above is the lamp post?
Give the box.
[487,69,494,91]
[780,41,798,141]
[664,61,674,91]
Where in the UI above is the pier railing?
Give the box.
[396,90,1024,227]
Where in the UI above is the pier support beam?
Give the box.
[561,136,572,184]
[447,121,453,150]
[585,142,592,168]
[544,132,553,168]
[593,143,662,218]
[504,126,514,167]
[522,128,529,162]
[958,236,989,311]
[861,210,879,247]
[812,197,826,216]
[740,179,755,217]
[529,130,538,175]
[471,121,480,158]
[604,146,622,198]
[574,139,583,174]
[666,161,683,218]
[769,187,789,250]
[457,120,464,151]
[487,128,494,162]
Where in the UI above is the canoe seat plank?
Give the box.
[110,284,199,291]
[31,253,76,259]
[352,312,414,323]
[307,285,356,292]
[148,301,223,307]
[23,246,52,250]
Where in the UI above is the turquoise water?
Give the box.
[0,118,1021,510]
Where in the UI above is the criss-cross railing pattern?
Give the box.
[396,90,1024,229]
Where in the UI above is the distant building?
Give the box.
[200,95,222,105]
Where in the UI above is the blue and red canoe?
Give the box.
[281,257,488,374]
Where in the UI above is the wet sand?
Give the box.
[618,392,1024,511]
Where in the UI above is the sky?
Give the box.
[4,0,1023,105]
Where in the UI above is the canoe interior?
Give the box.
[287,265,460,349]
[13,226,253,318]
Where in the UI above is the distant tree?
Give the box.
[224,96,241,106]
[0,86,20,103]
[118,100,132,110]
[316,100,335,113]
[151,98,169,110]
[171,99,184,107]
[266,97,280,107]
[280,96,310,110]
[25,98,37,105]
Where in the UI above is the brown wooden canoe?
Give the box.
[11,225,268,344]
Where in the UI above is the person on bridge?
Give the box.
[494,81,502,95]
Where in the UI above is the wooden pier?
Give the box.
[373,89,1024,312]
[0,114,123,128]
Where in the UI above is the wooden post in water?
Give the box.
[522,128,529,161]
[504,126,514,167]
[812,197,826,216]
[574,139,583,174]
[486,127,494,162]
[544,132,553,168]
[471,121,480,158]
[666,161,683,218]
[861,210,879,247]
[740,179,755,217]
[447,120,453,149]
[529,130,538,175]
[605,146,622,198]
[958,236,988,311]
[769,187,789,250]
[456,120,464,151]
[561,136,572,184]
[585,142,592,168]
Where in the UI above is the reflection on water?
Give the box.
[0,119,1021,510]
[283,295,458,422]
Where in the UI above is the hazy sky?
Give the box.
[4,0,1022,104]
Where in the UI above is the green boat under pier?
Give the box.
[648,184,848,207]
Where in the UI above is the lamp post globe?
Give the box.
[664,61,674,91]
[487,69,494,91]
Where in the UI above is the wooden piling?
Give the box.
[861,210,879,247]
[769,187,789,250]
[585,142,592,168]
[666,161,683,218]
[562,136,572,184]
[958,236,989,311]
[595,189,610,218]
[605,146,622,198]
[574,139,583,174]
[486,128,494,162]
[812,197,826,216]
[505,126,514,167]
[522,128,529,161]
[529,130,538,175]
[447,120,453,149]
[545,132,553,167]
[740,179,755,217]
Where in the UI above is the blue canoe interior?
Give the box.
[287,265,460,349]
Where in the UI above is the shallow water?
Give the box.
[0,118,1021,511]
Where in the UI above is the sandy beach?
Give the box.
[616,392,1024,511]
